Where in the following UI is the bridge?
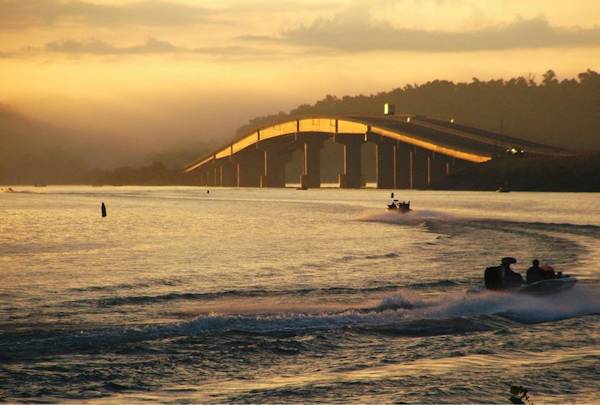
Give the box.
[184,114,568,189]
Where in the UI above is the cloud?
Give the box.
[220,0,341,14]
[0,37,275,60]
[0,0,216,29]
[241,11,600,52]
[44,37,179,54]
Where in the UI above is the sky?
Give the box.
[1,0,599,164]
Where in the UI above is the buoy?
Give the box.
[101,202,107,217]
[391,192,394,198]
[207,190,210,194]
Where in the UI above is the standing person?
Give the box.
[387,192,397,209]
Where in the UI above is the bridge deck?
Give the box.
[185,114,570,173]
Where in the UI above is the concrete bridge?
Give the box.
[184,114,568,189]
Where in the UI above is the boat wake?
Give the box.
[357,209,458,225]
[4,284,599,360]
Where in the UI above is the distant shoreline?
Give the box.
[3,155,600,192]
[434,154,600,192]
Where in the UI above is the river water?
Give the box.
[1,186,600,403]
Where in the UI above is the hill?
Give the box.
[238,70,600,152]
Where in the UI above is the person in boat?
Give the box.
[388,193,397,209]
[527,259,564,282]
[484,257,523,290]
[526,259,546,284]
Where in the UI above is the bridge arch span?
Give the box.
[184,114,567,189]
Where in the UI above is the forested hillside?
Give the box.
[238,70,600,152]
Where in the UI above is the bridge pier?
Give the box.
[218,160,236,187]
[335,135,364,188]
[213,166,219,187]
[428,152,448,186]
[375,138,396,189]
[411,147,429,189]
[203,164,216,187]
[235,149,262,187]
[395,142,412,189]
[196,170,206,186]
[260,149,289,188]
[365,133,396,189]
[297,134,327,188]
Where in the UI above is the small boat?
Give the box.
[296,186,308,190]
[496,187,510,193]
[471,275,578,296]
[518,275,577,296]
[387,199,411,213]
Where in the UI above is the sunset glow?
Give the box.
[1,0,599,158]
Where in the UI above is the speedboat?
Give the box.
[387,200,411,213]
[470,275,578,296]
[518,275,577,296]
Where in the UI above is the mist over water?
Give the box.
[1,187,600,402]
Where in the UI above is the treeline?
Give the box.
[238,70,600,152]
[436,154,600,192]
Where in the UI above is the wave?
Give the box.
[6,284,599,360]
[357,209,455,225]
[70,281,465,308]
[427,284,600,323]
[481,219,600,235]
[0,187,36,194]
[364,252,399,259]
[66,278,184,293]
[0,302,494,359]
[407,280,462,290]
[71,285,399,307]
[357,208,600,238]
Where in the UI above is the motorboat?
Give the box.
[470,275,578,296]
[482,258,578,296]
[387,199,411,213]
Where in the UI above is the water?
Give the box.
[1,186,600,403]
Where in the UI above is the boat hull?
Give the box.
[518,276,577,295]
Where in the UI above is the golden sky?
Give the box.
[1,0,599,156]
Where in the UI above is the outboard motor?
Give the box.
[484,266,502,290]
[485,257,518,290]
